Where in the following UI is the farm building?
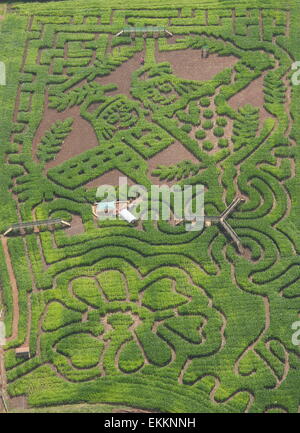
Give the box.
[15,347,30,359]
[119,209,137,224]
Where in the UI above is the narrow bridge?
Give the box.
[203,195,245,254]
[3,218,70,236]
[115,26,173,37]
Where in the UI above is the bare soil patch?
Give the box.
[148,141,198,185]
[9,396,28,411]
[155,50,238,82]
[65,215,85,236]
[95,51,145,98]
[228,74,273,129]
[0,236,19,342]
[84,169,135,189]
[32,106,98,169]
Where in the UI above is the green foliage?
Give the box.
[218,137,229,148]
[181,123,192,133]
[136,325,172,366]
[72,278,104,308]
[142,279,186,310]
[195,129,206,140]
[97,271,127,301]
[202,119,213,130]
[37,118,73,163]
[203,140,214,151]
[152,160,200,181]
[232,104,259,150]
[176,101,200,126]
[43,302,81,331]
[118,340,144,372]
[200,97,211,107]
[203,109,214,119]
[213,126,224,137]
[56,334,104,368]
[165,316,203,344]
[216,117,228,127]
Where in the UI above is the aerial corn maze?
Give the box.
[0,0,299,413]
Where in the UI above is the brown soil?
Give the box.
[243,247,253,261]
[9,396,28,411]
[155,49,238,82]
[178,358,192,385]
[84,169,135,188]
[95,51,145,98]
[0,236,19,342]
[148,141,199,185]
[32,106,98,169]
[228,74,272,129]
[64,215,85,236]
[0,347,8,413]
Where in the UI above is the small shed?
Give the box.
[119,209,137,224]
[15,347,30,358]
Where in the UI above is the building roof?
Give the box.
[16,346,30,354]
[96,201,116,212]
[119,209,137,223]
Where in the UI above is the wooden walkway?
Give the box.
[204,195,245,253]
[4,218,70,236]
[219,196,245,254]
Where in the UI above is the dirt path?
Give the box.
[0,347,8,412]
[0,361,8,412]
[178,358,192,385]
[32,104,99,169]
[95,51,144,98]
[155,49,238,82]
[285,10,290,38]
[0,236,19,343]
[228,72,273,131]
[64,215,85,236]
[84,169,135,189]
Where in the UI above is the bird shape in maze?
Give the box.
[44,61,234,189]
